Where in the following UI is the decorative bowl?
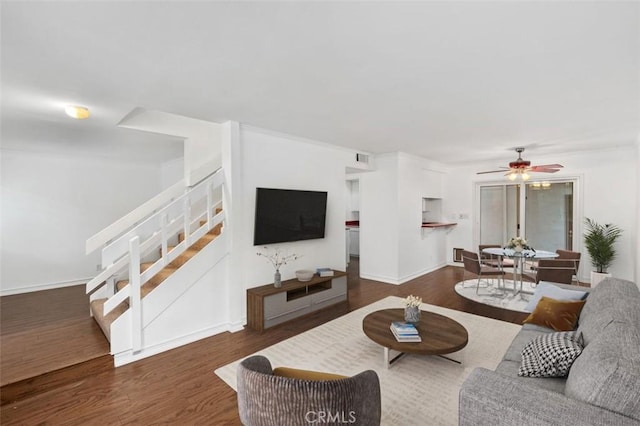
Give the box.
[295,269,314,282]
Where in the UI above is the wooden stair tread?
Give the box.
[168,248,199,268]
[92,221,224,338]
[90,298,128,342]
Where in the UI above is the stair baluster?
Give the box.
[129,236,142,353]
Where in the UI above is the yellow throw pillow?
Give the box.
[273,367,347,381]
[523,296,586,332]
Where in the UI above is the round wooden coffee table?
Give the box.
[362,308,468,368]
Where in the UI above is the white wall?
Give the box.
[0,150,165,294]
[360,152,449,284]
[636,138,640,285]
[360,154,400,282]
[238,126,356,291]
[160,157,183,190]
[446,147,638,283]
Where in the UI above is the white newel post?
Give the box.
[129,236,142,353]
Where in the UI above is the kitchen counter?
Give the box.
[421,222,457,228]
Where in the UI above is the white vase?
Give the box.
[590,271,611,287]
[514,245,523,253]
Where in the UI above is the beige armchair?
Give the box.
[237,355,381,426]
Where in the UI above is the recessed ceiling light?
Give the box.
[65,105,90,119]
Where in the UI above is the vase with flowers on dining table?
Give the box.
[505,236,531,253]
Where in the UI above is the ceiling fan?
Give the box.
[477,147,563,181]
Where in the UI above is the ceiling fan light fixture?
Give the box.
[65,105,90,119]
[477,148,564,181]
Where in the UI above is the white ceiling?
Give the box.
[1,1,638,165]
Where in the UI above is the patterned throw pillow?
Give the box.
[518,331,584,378]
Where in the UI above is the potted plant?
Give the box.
[584,218,622,287]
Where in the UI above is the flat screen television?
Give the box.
[253,187,328,245]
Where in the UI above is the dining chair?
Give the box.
[528,249,581,282]
[556,249,581,278]
[534,259,576,285]
[462,250,506,294]
[478,244,514,268]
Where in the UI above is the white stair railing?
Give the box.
[86,168,226,349]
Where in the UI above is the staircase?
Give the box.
[85,168,230,366]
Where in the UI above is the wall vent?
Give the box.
[453,248,464,263]
[356,153,369,164]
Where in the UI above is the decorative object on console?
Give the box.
[294,269,314,282]
[404,295,422,323]
[523,296,586,331]
[584,217,622,286]
[316,267,334,277]
[256,246,300,288]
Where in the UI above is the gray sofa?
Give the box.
[460,278,640,426]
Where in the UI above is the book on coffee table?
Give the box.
[390,321,419,335]
[390,325,422,342]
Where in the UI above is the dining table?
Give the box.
[481,247,559,297]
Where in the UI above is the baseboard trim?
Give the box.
[113,322,233,367]
[228,319,245,333]
[0,278,92,296]
[360,263,448,285]
[359,273,403,285]
[397,264,448,283]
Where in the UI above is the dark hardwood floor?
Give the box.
[1,258,527,425]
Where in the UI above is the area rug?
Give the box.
[454,279,536,313]
[215,296,521,425]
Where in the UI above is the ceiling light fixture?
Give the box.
[65,105,90,119]
[531,181,551,190]
[507,169,530,181]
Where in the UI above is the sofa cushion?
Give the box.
[503,328,553,362]
[518,331,583,378]
[495,360,566,393]
[576,278,640,346]
[523,296,585,331]
[565,321,640,421]
[524,282,587,312]
[273,366,347,381]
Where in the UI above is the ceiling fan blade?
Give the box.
[531,164,563,169]
[477,169,510,174]
[529,167,561,173]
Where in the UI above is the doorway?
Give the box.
[477,179,577,252]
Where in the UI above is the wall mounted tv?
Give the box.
[253,187,328,245]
